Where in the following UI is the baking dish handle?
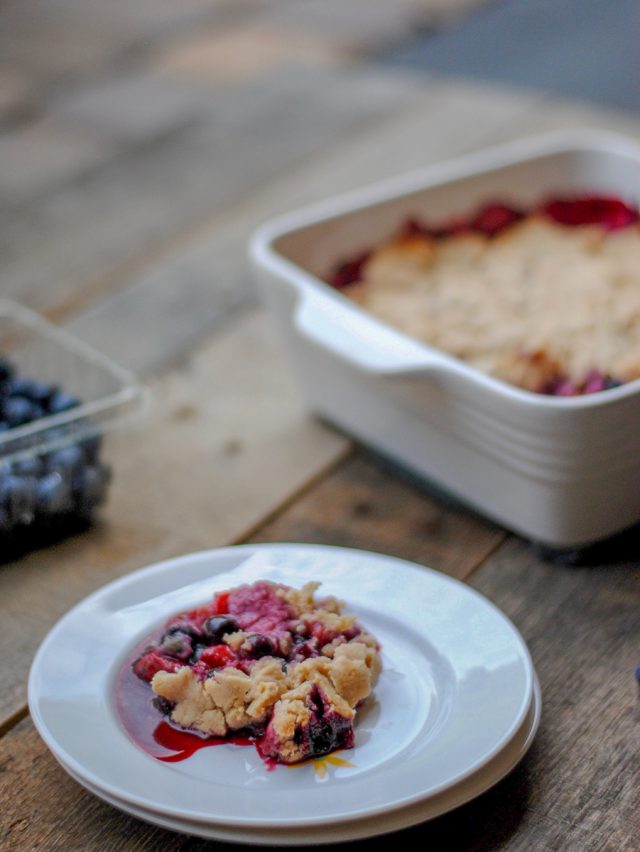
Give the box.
[294,291,446,376]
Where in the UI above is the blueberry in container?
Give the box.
[0,300,148,557]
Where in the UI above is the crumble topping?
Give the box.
[152,657,288,736]
[333,197,640,394]
[132,580,380,764]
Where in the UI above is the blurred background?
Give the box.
[0,0,634,370]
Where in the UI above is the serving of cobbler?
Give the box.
[122,580,381,766]
[331,195,640,395]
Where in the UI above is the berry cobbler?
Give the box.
[330,195,640,395]
[130,580,381,765]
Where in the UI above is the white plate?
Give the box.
[29,544,536,831]
[55,679,541,845]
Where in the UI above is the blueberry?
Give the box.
[152,696,175,716]
[35,472,73,514]
[201,615,239,643]
[604,376,622,390]
[2,396,40,426]
[73,462,111,510]
[9,376,57,405]
[0,506,12,533]
[0,474,36,524]
[0,357,14,383]
[47,390,80,415]
[79,433,103,463]
[241,634,276,659]
[11,455,44,478]
[47,444,85,478]
[160,630,194,660]
[163,623,201,642]
[190,644,207,662]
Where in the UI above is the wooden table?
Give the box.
[1,66,639,848]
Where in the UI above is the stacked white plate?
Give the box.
[29,544,540,845]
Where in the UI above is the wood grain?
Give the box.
[0,64,421,320]
[466,539,640,851]
[253,449,505,579]
[0,719,189,852]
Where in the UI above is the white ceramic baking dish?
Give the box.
[250,129,640,548]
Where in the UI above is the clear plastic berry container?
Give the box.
[0,300,148,554]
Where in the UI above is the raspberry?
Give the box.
[133,650,182,682]
[198,644,236,669]
[329,251,370,289]
[541,196,638,230]
[181,603,217,625]
[213,591,230,614]
[471,203,524,236]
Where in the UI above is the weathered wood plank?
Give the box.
[0,64,423,319]
[1,77,550,351]
[252,449,505,579]
[463,539,640,851]
[0,719,188,852]
[0,307,348,727]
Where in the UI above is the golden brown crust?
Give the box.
[151,638,378,737]
[348,217,640,390]
[152,657,288,735]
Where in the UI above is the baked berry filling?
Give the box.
[541,196,638,229]
[124,580,381,766]
[260,684,354,764]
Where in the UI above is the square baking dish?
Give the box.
[250,130,640,548]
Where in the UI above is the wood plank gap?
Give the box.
[458,529,510,582]
[232,442,355,545]
[0,704,29,739]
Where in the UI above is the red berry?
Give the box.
[181,603,217,625]
[553,379,579,397]
[213,591,230,614]
[329,251,370,289]
[133,650,182,682]
[198,644,236,669]
[472,203,523,236]
[582,370,606,394]
[399,217,429,238]
[541,196,638,230]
